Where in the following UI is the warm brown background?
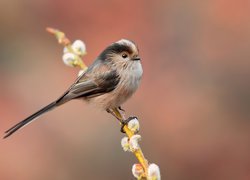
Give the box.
[1,0,250,179]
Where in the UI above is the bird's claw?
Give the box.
[120,116,137,133]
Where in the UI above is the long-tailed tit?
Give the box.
[4,39,143,138]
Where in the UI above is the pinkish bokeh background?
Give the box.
[1,0,250,179]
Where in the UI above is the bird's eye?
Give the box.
[122,53,128,58]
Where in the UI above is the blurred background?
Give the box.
[1,0,250,179]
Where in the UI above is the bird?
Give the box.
[4,39,143,138]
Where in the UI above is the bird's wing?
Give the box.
[58,63,120,102]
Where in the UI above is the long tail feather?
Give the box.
[4,101,58,139]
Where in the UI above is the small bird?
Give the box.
[4,39,143,138]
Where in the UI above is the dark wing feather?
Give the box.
[58,63,120,102]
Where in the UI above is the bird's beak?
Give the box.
[132,57,141,61]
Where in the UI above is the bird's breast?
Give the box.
[89,61,143,109]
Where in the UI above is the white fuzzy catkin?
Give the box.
[121,137,130,152]
[72,40,86,56]
[62,53,77,67]
[129,134,141,151]
[132,164,144,178]
[148,163,161,180]
[127,118,140,133]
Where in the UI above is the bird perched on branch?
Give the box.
[4,39,143,138]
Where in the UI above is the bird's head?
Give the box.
[99,39,140,65]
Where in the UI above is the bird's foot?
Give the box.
[120,116,137,133]
[106,108,123,121]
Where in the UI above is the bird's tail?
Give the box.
[4,101,59,139]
